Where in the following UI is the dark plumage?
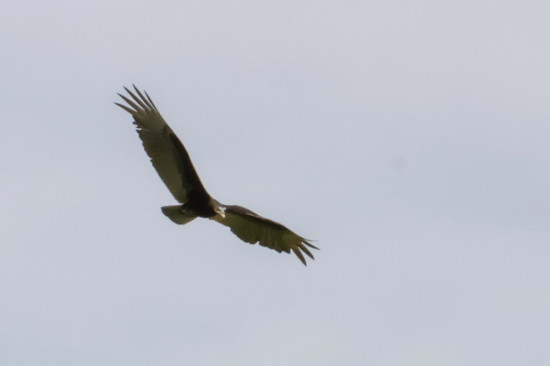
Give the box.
[116,85,318,265]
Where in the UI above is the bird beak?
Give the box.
[215,207,226,219]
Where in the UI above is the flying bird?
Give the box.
[116,86,318,265]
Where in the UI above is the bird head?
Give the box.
[214,206,226,218]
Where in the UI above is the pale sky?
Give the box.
[2,1,550,365]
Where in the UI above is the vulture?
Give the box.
[116,86,318,265]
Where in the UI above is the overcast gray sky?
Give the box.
[2,0,550,365]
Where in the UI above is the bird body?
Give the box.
[116,86,317,265]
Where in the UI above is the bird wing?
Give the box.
[213,205,318,265]
[115,86,209,204]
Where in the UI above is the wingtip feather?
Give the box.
[292,247,307,266]
[144,90,157,109]
[123,87,148,110]
[115,102,136,115]
[118,93,142,112]
[133,85,154,110]
[299,243,315,260]
[304,240,319,250]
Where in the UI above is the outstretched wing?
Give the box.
[213,205,318,265]
[115,86,209,203]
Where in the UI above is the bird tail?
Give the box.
[161,205,197,225]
